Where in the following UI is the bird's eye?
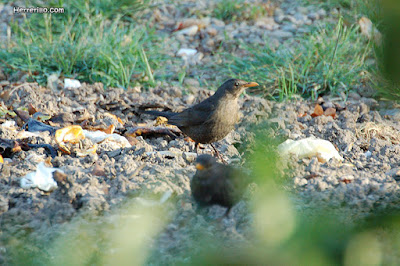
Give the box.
[235,82,239,86]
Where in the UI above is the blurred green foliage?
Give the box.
[4,199,170,265]
[380,0,400,92]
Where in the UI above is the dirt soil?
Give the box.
[1,0,400,264]
[1,80,400,264]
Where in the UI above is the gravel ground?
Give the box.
[145,0,333,86]
[1,0,398,264]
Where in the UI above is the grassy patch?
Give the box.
[302,0,400,102]
[224,19,375,100]
[0,0,162,88]
[302,0,382,26]
[212,0,273,22]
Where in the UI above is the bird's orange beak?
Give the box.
[195,163,205,171]
[243,81,259,88]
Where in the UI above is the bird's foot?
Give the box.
[214,207,231,223]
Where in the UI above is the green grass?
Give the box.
[212,0,270,22]
[302,0,382,26]
[301,0,400,101]
[224,19,375,100]
[0,0,162,89]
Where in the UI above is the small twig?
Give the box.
[9,82,37,96]
[137,103,172,111]
[126,125,181,139]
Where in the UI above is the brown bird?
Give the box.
[142,79,259,160]
[190,154,248,218]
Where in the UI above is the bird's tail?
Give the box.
[141,110,176,119]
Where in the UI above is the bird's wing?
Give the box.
[229,168,250,195]
[168,98,216,127]
[220,167,248,198]
[208,166,235,203]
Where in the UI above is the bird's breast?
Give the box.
[181,99,240,144]
[204,100,239,140]
[212,99,239,127]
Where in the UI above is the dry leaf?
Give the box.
[323,107,336,118]
[81,124,115,134]
[50,113,74,126]
[298,112,307,118]
[55,125,85,144]
[44,157,53,167]
[104,124,115,134]
[33,112,51,122]
[155,116,168,126]
[75,144,98,157]
[28,103,38,115]
[53,171,67,183]
[311,104,324,117]
[104,113,124,125]
[92,162,105,176]
[184,137,196,143]
[0,139,23,158]
[55,125,85,154]
[14,109,30,123]
[0,90,10,101]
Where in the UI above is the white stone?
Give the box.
[64,78,81,89]
[277,137,343,163]
[177,48,197,57]
[176,25,198,36]
[20,162,60,192]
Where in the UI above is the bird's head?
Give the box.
[195,154,217,172]
[216,79,259,98]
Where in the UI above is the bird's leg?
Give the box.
[215,207,232,223]
[224,207,232,218]
[210,143,227,164]
[222,207,232,219]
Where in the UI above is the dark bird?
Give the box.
[190,154,248,218]
[142,79,259,160]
